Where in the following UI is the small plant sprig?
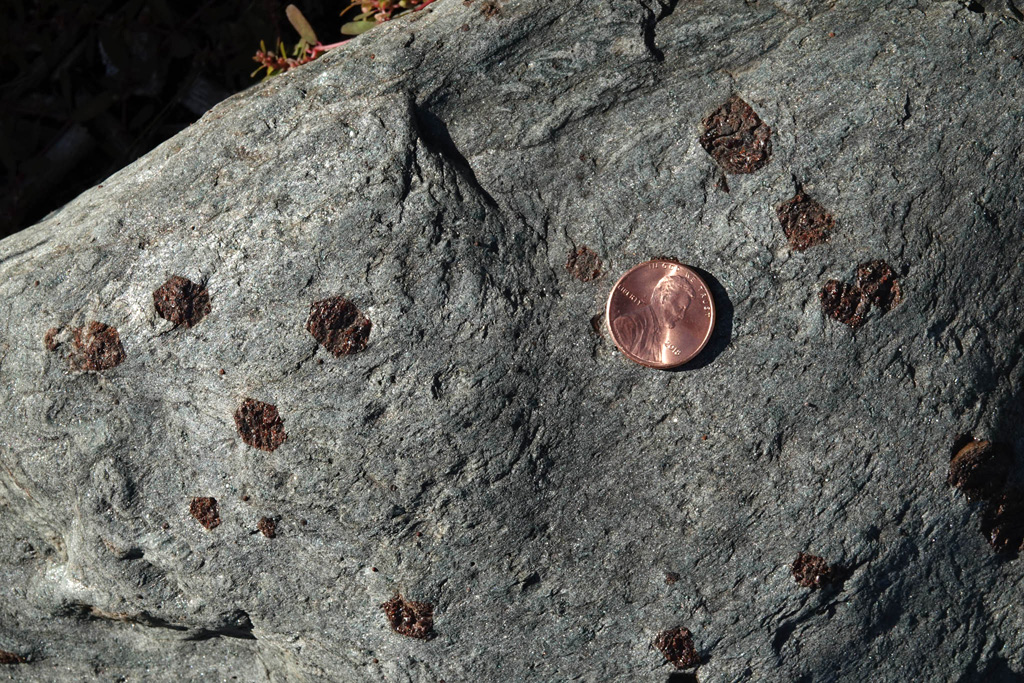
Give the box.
[252,5,347,79]
[253,1,439,79]
[341,0,438,36]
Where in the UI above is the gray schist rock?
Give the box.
[2,1,1024,680]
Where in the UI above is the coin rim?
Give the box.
[605,258,717,369]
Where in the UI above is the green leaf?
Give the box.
[286,5,319,46]
[341,20,377,35]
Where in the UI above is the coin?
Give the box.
[606,259,716,369]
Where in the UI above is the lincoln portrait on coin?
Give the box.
[611,271,697,364]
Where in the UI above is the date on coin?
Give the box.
[606,259,716,369]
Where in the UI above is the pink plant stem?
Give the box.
[309,40,350,59]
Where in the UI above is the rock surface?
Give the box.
[2,1,1024,680]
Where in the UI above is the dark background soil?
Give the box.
[0,0,344,241]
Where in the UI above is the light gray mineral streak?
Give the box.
[2,1,1024,680]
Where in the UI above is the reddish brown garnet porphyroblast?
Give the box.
[606,259,716,369]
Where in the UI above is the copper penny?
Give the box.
[606,259,716,369]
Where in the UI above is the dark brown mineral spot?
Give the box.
[43,327,59,352]
[306,297,372,357]
[190,497,221,530]
[480,0,502,18]
[819,280,869,329]
[699,95,772,174]
[257,516,277,538]
[566,246,602,282]
[856,259,903,311]
[981,491,1024,554]
[70,321,126,371]
[776,193,835,251]
[590,313,604,336]
[381,595,435,639]
[654,626,699,669]
[153,275,211,328]
[234,398,287,452]
[791,552,837,589]
[948,439,1011,502]
[664,571,680,585]
[0,650,27,664]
